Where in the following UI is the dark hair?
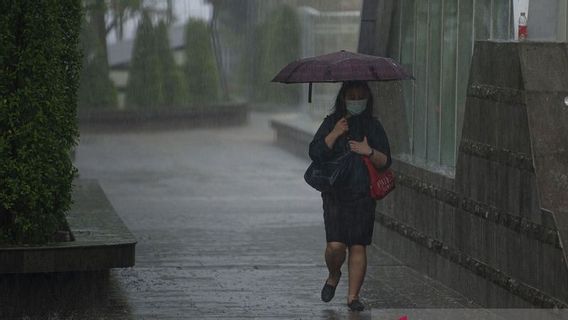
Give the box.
[331,81,374,118]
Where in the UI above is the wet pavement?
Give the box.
[2,112,482,319]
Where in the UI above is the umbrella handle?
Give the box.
[308,82,312,103]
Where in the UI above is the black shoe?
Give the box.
[320,271,341,302]
[347,299,365,311]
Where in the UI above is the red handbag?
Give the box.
[361,156,395,200]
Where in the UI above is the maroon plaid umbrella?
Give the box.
[271,50,413,102]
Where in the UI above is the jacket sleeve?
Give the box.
[370,118,392,171]
[308,116,335,163]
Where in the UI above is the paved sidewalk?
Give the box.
[64,112,482,319]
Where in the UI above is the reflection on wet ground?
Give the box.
[0,271,133,319]
[1,112,481,319]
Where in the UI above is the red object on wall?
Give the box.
[518,12,528,40]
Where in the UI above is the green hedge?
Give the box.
[155,21,188,107]
[125,11,162,109]
[125,14,187,109]
[252,5,301,105]
[184,19,221,104]
[0,1,81,244]
[77,17,118,110]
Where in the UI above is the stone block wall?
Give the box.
[373,41,568,308]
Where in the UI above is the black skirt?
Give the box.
[321,191,376,246]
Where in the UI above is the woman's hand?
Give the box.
[331,117,349,137]
[351,136,388,168]
[324,117,348,150]
[348,136,372,156]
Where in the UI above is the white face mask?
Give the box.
[345,99,368,115]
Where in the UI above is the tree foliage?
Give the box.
[125,13,188,109]
[0,0,81,244]
[125,12,163,109]
[77,17,118,109]
[155,21,188,107]
[184,19,221,104]
[252,5,301,105]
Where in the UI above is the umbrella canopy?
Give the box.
[271,50,414,102]
[272,50,413,83]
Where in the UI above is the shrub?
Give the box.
[184,19,221,104]
[0,0,81,244]
[253,5,301,105]
[125,14,188,109]
[155,21,188,107]
[125,11,163,109]
[77,18,118,109]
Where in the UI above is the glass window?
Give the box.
[388,0,514,174]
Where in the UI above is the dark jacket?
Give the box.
[308,113,392,194]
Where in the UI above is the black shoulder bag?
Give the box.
[304,150,354,193]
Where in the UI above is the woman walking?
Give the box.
[308,80,392,311]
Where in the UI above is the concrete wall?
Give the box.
[367,38,568,309]
[359,0,568,308]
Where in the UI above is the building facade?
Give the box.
[360,0,568,308]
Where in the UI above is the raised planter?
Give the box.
[78,103,248,131]
[0,179,136,274]
[270,113,319,159]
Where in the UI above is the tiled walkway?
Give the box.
[2,112,488,319]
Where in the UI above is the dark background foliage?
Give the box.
[0,0,81,244]
[183,19,221,105]
[125,11,163,109]
[125,12,190,109]
[251,5,301,105]
[78,17,118,110]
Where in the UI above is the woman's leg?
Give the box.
[347,244,367,303]
[325,241,347,285]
